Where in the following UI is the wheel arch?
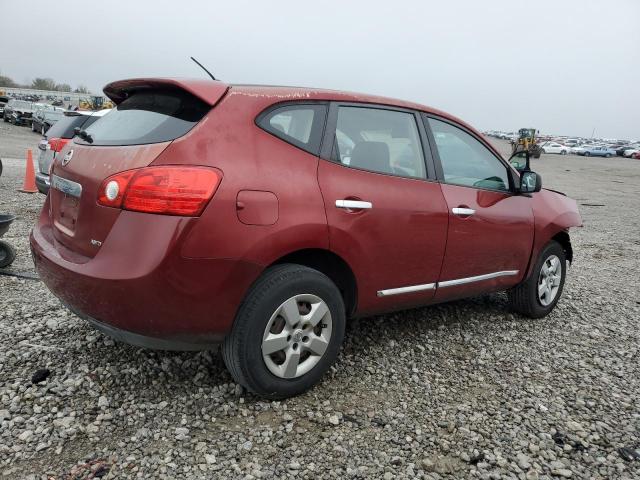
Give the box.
[269,248,358,317]
[552,230,573,265]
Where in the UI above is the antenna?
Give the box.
[190,56,217,81]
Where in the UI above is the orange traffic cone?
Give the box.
[19,149,38,193]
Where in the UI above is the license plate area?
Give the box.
[51,174,82,236]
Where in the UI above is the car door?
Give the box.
[423,115,534,302]
[317,104,449,315]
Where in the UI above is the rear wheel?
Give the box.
[508,240,566,318]
[222,264,346,399]
[0,240,17,268]
[584,152,591,157]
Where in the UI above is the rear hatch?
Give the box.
[48,79,228,260]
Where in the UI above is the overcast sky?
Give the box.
[2,0,638,139]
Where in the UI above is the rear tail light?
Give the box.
[98,166,222,216]
[49,138,70,153]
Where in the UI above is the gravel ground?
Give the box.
[1,128,639,479]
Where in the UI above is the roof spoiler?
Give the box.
[103,78,229,106]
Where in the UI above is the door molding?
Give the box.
[377,270,519,296]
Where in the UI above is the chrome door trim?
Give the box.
[336,200,373,210]
[377,283,436,297]
[438,270,519,288]
[50,174,82,198]
[452,207,476,216]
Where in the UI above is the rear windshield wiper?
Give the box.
[74,127,93,144]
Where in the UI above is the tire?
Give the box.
[508,240,566,319]
[605,154,611,158]
[0,240,17,268]
[222,264,346,399]
[584,152,590,157]
[561,150,567,155]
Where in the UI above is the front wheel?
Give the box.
[508,240,566,318]
[222,264,346,399]
[605,153,611,158]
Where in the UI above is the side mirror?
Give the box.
[509,151,529,173]
[520,171,542,193]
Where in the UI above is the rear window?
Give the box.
[77,89,210,146]
[45,114,93,139]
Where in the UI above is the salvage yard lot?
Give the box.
[1,124,639,479]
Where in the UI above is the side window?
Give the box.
[333,106,426,179]
[427,118,510,192]
[257,103,327,155]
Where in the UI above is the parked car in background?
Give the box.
[623,146,640,158]
[564,139,581,147]
[31,109,65,135]
[34,109,112,194]
[3,99,35,126]
[30,78,582,399]
[0,95,7,118]
[540,142,569,155]
[570,144,594,155]
[615,145,631,156]
[632,151,640,159]
[578,145,616,157]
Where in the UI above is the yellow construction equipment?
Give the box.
[511,128,542,158]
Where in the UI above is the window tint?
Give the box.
[334,107,426,179]
[78,89,210,146]
[257,104,326,155]
[428,118,510,192]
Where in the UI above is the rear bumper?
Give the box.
[35,172,50,194]
[30,209,263,350]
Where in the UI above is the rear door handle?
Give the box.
[452,207,475,216]
[335,200,373,210]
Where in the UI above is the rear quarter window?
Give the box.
[78,89,210,146]
[256,103,327,155]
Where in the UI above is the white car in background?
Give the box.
[623,146,640,157]
[540,142,570,155]
[570,144,595,155]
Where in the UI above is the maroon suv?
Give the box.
[31,78,582,398]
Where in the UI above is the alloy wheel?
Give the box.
[262,294,332,379]
[537,254,562,306]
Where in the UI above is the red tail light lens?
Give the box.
[49,138,70,153]
[98,166,222,216]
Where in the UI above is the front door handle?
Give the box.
[452,207,476,216]
[336,199,373,210]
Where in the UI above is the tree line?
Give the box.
[0,72,91,94]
